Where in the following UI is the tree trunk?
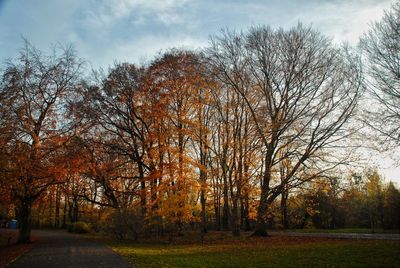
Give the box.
[69,196,79,223]
[222,174,230,230]
[177,119,185,233]
[213,186,221,230]
[62,194,67,228]
[241,193,251,231]
[281,190,289,229]
[231,200,240,236]
[199,127,208,235]
[73,198,79,222]
[199,137,207,234]
[241,146,251,231]
[140,180,146,216]
[55,185,60,228]
[222,200,230,230]
[200,188,207,234]
[48,190,53,227]
[138,163,147,217]
[253,187,269,236]
[17,198,33,243]
[253,153,273,237]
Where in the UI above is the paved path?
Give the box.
[269,231,400,240]
[8,230,132,268]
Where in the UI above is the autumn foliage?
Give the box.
[0,22,399,244]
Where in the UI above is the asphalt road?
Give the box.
[6,229,399,268]
[7,230,132,268]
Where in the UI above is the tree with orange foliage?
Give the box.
[0,41,83,243]
[147,50,210,233]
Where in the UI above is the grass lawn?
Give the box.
[110,232,400,268]
[292,228,400,234]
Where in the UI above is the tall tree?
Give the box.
[383,181,400,229]
[207,24,362,236]
[361,1,400,145]
[83,63,154,216]
[147,50,211,233]
[0,41,83,242]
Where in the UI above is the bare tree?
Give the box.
[361,1,400,146]
[207,24,362,236]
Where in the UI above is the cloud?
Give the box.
[81,0,191,29]
[82,33,207,69]
[0,0,395,70]
[286,0,392,43]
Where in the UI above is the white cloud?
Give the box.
[0,0,396,72]
[87,33,207,68]
[81,0,191,29]
[287,0,392,44]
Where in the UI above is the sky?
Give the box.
[0,0,399,184]
[0,0,393,68]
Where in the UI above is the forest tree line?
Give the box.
[1,2,400,243]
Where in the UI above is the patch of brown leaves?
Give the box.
[0,229,35,268]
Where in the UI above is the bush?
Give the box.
[105,209,143,240]
[67,221,92,233]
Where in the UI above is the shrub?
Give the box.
[105,209,143,240]
[67,221,92,233]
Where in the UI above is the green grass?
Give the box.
[110,233,400,267]
[292,228,400,234]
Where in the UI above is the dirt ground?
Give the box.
[0,229,33,268]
